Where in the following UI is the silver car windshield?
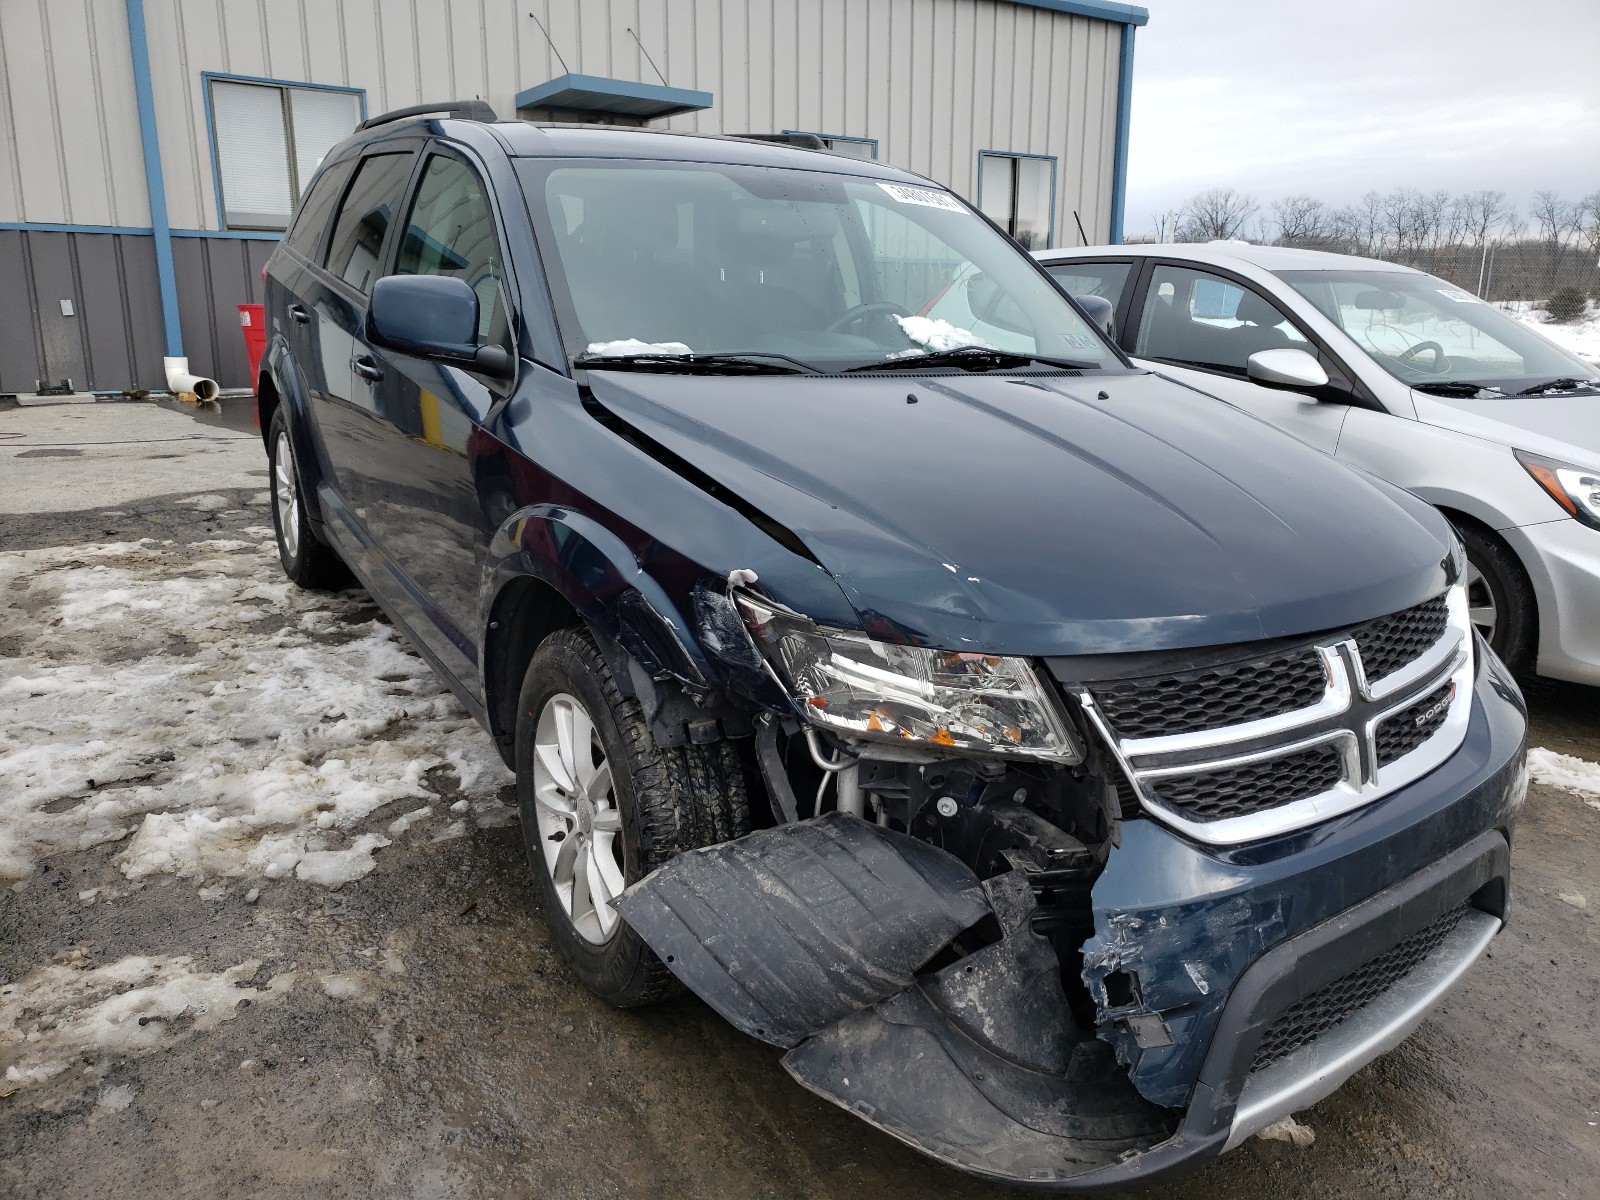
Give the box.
[1277,268,1599,394]
[516,159,1115,372]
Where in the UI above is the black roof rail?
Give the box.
[730,132,826,150]
[357,99,498,132]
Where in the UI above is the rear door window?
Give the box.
[283,159,353,263]
[1044,260,1132,309]
[323,152,415,295]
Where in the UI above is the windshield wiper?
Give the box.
[1514,376,1596,396]
[1412,381,1500,397]
[574,351,819,376]
[845,346,1098,374]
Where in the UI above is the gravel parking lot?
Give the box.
[3,400,1597,1199]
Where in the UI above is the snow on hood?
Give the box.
[0,532,510,891]
[894,314,993,353]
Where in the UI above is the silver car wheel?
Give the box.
[273,431,300,561]
[1465,559,1498,643]
[531,692,625,945]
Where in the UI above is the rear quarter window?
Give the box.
[283,159,354,262]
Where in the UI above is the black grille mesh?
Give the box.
[1086,593,1449,742]
[1147,743,1344,823]
[1091,650,1327,739]
[1354,595,1450,683]
[1375,682,1455,768]
[1250,905,1469,1074]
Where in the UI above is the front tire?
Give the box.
[267,406,349,590]
[1456,521,1535,673]
[515,628,750,1006]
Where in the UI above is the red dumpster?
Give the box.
[238,303,267,394]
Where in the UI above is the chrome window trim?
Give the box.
[1083,585,1474,845]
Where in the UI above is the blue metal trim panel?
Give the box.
[0,221,153,236]
[1000,0,1149,27]
[514,73,713,118]
[1110,24,1136,245]
[0,222,284,242]
[124,0,182,358]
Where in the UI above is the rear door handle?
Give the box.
[287,304,310,324]
[353,355,385,382]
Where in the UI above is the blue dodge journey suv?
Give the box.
[259,102,1528,1189]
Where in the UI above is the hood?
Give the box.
[1413,392,1600,466]
[587,369,1453,656]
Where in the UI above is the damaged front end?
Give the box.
[610,580,1526,1189]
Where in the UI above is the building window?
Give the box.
[978,152,1056,250]
[786,131,878,160]
[207,76,364,231]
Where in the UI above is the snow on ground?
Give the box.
[1528,747,1600,811]
[1502,300,1600,367]
[0,950,294,1095]
[0,530,511,891]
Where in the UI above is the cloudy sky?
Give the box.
[1125,0,1600,239]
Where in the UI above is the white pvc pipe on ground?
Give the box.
[162,356,219,403]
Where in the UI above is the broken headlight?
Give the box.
[734,592,1079,762]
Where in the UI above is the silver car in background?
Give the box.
[1029,243,1600,686]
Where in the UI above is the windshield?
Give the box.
[1276,268,1599,394]
[515,158,1117,372]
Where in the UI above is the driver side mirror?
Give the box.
[1072,295,1115,337]
[368,275,513,380]
[1247,348,1328,394]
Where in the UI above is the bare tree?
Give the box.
[1530,190,1576,249]
[1455,190,1517,247]
[1176,187,1259,242]
[1577,190,1600,260]
[1270,195,1330,246]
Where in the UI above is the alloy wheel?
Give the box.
[1465,559,1498,644]
[531,693,626,944]
[273,431,300,561]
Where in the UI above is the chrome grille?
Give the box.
[1147,744,1344,823]
[1072,587,1474,845]
[1375,681,1455,768]
[1250,905,1469,1073]
[1091,650,1326,739]
[1354,595,1450,684]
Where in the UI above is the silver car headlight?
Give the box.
[734,592,1080,762]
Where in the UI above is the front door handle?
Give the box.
[287,304,310,324]
[353,355,385,382]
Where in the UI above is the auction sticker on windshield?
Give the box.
[1437,287,1481,303]
[878,182,964,211]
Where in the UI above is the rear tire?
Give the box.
[515,627,750,1007]
[1455,520,1535,673]
[267,406,349,590]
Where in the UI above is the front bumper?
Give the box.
[617,646,1527,1191]
[1504,518,1600,685]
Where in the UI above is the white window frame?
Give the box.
[976,151,1058,251]
[204,73,366,231]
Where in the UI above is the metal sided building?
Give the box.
[0,0,1148,397]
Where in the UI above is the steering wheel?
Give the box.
[826,301,913,336]
[1396,340,1449,374]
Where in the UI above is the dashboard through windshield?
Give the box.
[515,158,1118,374]
[1276,268,1599,395]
